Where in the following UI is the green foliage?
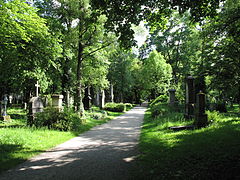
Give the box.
[91,0,222,47]
[88,111,108,120]
[103,103,126,112]
[206,110,221,123]
[33,108,83,131]
[149,94,168,107]
[0,0,62,95]
[124,103,133,109]
[141,50,172,97]
[201,0,240,103]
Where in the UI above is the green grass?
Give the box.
[0,107,124,173]
[137,105,240,179]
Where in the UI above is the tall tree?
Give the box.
[141,50,172,99]
[201,0,240,103]
[0,0,61,99]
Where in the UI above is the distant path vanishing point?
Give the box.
[0,105,147,180]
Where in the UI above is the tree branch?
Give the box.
[82,42,113,60]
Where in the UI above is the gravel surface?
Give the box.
[0,106,147,180]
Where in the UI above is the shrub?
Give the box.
[206,110,221,123]
[33,107,83,131]
[150,103,171,117]
[104,103,126,112]
[125,103,133,109]
[150,94,168,107]
[89,111,108,120]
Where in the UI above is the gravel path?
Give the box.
[0,106,147,180]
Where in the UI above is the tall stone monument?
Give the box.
[194,91,208,128]
[185,76,195,119]
[168,89,176,106]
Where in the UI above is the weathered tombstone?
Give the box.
[99,90,105,109]
[184,76,195,119]
[28,97,44,125]
[194,91,208,128]
[168,89,176,106]
[83,87,92,110]
[51,94,64,111]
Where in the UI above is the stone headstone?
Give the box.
[29,97,44,115]
[194,92,208,128]
[51,94,64,111]
[185,76,195,119]
[28,97,44,125]
[168,89,176,106]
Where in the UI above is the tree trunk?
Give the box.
[75,41,84,116]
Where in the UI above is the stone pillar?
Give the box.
[194,92,208,128]
[99,90,105,109]
[168,89,176,106]
[51,94,64,111]
[185,76,195,119]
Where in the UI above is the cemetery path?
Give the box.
[0,105,147,180]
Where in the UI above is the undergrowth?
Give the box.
[137,104,240,179]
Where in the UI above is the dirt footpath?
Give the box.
[0,106,147,180]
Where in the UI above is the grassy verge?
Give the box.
[137,104,240,179]
[0,107,124,173]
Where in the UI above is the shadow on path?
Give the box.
[0,106,147,180]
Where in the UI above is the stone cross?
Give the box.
[35,81,40,97]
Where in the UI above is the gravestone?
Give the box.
[51,94,64,111]
[83,87,92,110]
[194,91,208,128]
[168,89,176,106]
[184,76,195,119]
[99,90,105,109]
[28,97,44,125]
